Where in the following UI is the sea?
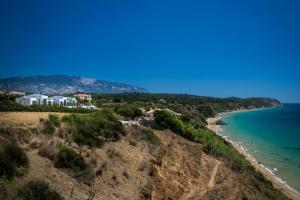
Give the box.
[219,104,300,193]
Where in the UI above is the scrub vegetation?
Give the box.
[17,179,63,200]
[54,147,94,185]
[114,103,143,118]
[0,142,28,179]
[62,109,125,147]
[130,127,162,146]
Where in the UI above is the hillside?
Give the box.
[0,75,147,94]
[0,96,290,200]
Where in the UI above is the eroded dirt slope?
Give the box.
[0,112,287,200]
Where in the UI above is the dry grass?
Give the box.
[0,112,67,128]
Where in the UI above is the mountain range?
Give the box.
[0,75,147,94]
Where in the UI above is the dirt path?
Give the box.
[208,161,221,188]
[181,160,221,200]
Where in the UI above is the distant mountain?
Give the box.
[0,75,147,94]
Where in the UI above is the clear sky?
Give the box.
[0,0,299,103]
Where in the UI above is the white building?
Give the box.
[79,104,97,109]
[15,94,49,106]
[48,96,77,107]
[15,94,77,107]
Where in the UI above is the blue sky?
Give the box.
[0,0,299,102]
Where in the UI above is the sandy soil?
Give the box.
[207,113,300,200]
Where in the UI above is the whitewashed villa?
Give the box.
[15,94,77,107]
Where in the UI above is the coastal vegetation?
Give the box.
[93,93,280,113]
[62,109,125,147]
[17,179,63,200]
[130,127,162,146]
[54,147,94,185]
[0,142,28,179]
[114,103,143,118]
[41,114,61,135]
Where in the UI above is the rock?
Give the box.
[38,145,56,160]
[71,142,79,148]
[140,184,152,199]
[216,120,228,125]
[95,167,103,177]
[123,170,130,179]
[29,138,43,148]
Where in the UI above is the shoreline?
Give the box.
[206,108,300,200]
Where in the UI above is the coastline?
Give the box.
[206,108,300,200]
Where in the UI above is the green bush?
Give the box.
[0,142,28,179]
[154,110,192,140]
[62,110,125,147]
[131,128,162,146]
[17,179,62,200]
[48,114,61,127]
[115,103,143,118]
[180,115,207,129]
[42,119,56,135]
[197,105,216,118]
[55,147,86,171]
[42,114,61,135]
[54,147,93,185]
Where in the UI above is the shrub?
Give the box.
[115,103,143,118]
[55,147,86,171]
[187,127,250,171]
[197,105,216,118]
[131,128,162,146]
[0,142,28,179]
[62,110,125,147]
[42,119,56,135]
[48,114,61,127]
[54,147,93,185]
[41,114,62,135]
[17,179,62,200]
[154,110,191,139]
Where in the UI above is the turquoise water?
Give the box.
[221,104,300,192]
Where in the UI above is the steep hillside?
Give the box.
[0,111,289,200]
[0,75,147,94]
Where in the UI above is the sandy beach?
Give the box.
[207,110,300,200]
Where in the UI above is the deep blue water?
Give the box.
[221,104,300,192]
